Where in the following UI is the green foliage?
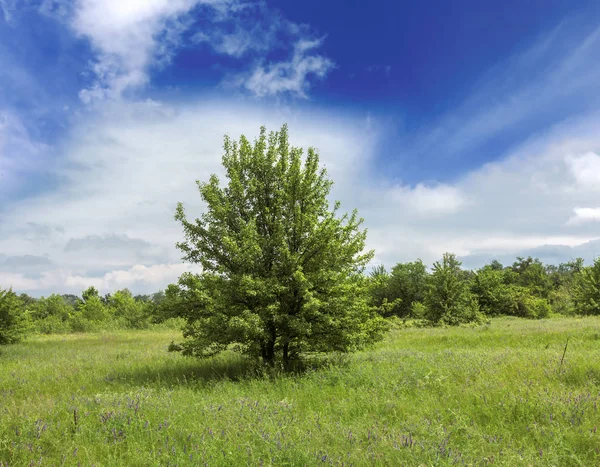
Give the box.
[510,256,552,298]
[173,124,385,365]
[424,253,482,325]
[573,258,600,315]
[367,265,402,316]
[72,294,111,331]
[387,260,428,317]
[471,265,552,319]
[0,287,30,344]
[506,286,551,319]
[108,289,151,329]
[471,266,514,316]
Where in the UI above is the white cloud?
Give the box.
[565,152,600,190]
[390,184,467,215]
[71,0,211,102]
[235,38,334,98]
[396,23,600,169]
[3,99,600,296]
[0,100,377,295]
[567,207,600,225]
[0,263,192,295]
[59,0,334,102]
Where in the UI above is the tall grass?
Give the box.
[1,317,599,466]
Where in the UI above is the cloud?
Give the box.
[0,0,15,23]
[64,234,151,252]
[54,0,333,102]
[392,21,600,180]
[232,38,334,98]
[567,207,600,226]
[0,99,378,295]
[2,97,600,295]
[565,152,600,191]
[70,0,210,102]
[390,184,467,216]
[0,262,193,295]
[0,111,51,200]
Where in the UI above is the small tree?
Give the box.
[424,253,482,325]
[109,289,150,329]
[573,258,600,315]
[172,125,385,366]
[0,287,29,344]
[387,260,428,318]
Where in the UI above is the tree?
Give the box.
[387,260,428,318]
[510,257,552,298]
[72,291,110,331]
[109,289,150,329]
[471,265,513,317]
[172,125,385,366]
[82,286,100,303]
[0,287,29,344]
[471,265,551,319]
[424,253,482,325]
[367,265,402,317]
[28,294,72,334]
[573,258,600,315]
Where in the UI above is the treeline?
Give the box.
[368,254,600,325]
[1,253,600,345]
[0,287,179,345]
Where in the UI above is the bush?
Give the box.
[34,315,71,335]
[573,258,600,316]
[0,288,30,344]
[507,286,551,319]
[424,253,483,326]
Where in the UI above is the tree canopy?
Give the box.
[171,124,385,366]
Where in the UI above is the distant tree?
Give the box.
[19,293,37,308]
[472,264,551,319]
[73,291,110,330]
[573,258,600,316]
[510,257,552,298]
[546,258,584,315]
[101,293,112,305]
[82,286,100,303]
[109,289,150,329]
[367,265,402,316]
[387,260,428,318]
[0,287,29,344]
[28,294,72,334]
[424,253,482,325]
[171,124,385,366]
[471,266,513,317]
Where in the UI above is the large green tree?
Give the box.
[172,125,385,366]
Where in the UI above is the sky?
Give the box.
[1,0,600,297]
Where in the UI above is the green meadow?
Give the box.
[1,317,599,466]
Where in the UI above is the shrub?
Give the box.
[0,288,30,344]
[424,253,483,326]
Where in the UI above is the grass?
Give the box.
[1,317,599,466]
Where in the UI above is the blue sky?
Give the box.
[1,0,600,296]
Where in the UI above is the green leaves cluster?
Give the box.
[368,253,598,326]
[0,288,29,345]
[172,124,385,365]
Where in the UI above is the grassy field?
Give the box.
[1,318,599,466]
